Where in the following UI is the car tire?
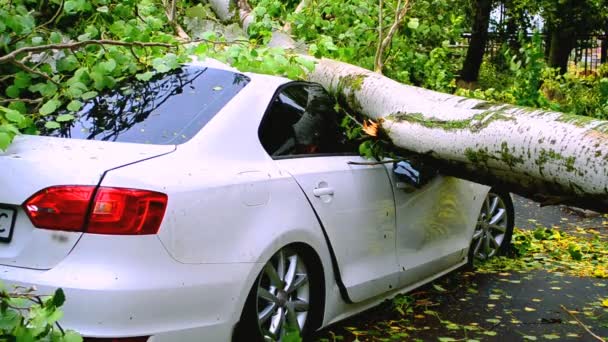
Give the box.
[468,189,515,263]
[234,245,322,342]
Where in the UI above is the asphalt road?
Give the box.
[512,195,606,231]
[315,197,608,341]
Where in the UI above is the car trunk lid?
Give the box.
[0,135,174,270]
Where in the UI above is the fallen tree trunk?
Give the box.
[310,60,608,212]
[206,0,608,213]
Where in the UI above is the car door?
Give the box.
[258,82,400,302]
[385,159,483,287]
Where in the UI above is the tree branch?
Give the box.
[163,0,190,40]
[10,59,59,85]
[374,0,411,74]
[36,0,64,29]
[0,98,43,104]
[560,305,606,342]
[0,40,174,64]
[283,0,311,33]
[374,0,384,73]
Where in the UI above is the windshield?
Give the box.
[39,66,250,145]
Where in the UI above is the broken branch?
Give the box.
[0,40,174,65]
[560,305,606,342]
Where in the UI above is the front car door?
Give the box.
[258,82,400,302]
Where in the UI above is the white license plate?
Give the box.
[0,206,16,243]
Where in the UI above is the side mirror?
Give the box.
[393,160,438,192]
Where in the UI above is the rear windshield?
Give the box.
[39,66,250,144]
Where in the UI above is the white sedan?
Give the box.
[0,61,514,341]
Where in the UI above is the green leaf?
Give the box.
[57,55,79,72]
[408,18,420,30]
[62,330,83,342]
[543,334,560,340]
[433,284,447,292]
[39,99,61,116]
[81,91,98,100]
[0,132,11,151]
[45,121,61,129]
[5,85,20,98]
[67,100,83,112]
[29,82,58,97]
[64,0,89,13]
[136,72,154,81]
[100,59,117,73]
[295,56,316,72]
[52,288,66,307]
[14,72,32,89]
[56,114,75,122]
[49,32,62,44]
[96,5,109,13]
[152,58,170,73]
[4,109,24,123]
[67,82,87,98]
[0,309,20,330]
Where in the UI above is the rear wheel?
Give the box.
[235,246,319,342]
[470,190,514,261]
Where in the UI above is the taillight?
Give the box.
[23,186,95,232]
[23,186,167,235]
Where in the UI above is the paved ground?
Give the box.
[512,195,606,231]
[314,197,608,341]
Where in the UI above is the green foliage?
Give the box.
[283,0,469,90]
[508,32,547,107]
[479,227,608,279]
[0,0,317,151]
[0,0,185,150]
[191,36,315,80]
[459,32,608,121]
[0,284,81,341]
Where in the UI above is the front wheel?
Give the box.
[235,247,316,342]
[470,190,515,261]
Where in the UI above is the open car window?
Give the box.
[259,82,356,158]
[38,66,250,145]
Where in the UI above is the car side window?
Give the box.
[259,83,356,158]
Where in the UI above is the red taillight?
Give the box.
[23,186,167,235]
[23,186,95,231]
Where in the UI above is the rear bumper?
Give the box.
[0,234,259,341]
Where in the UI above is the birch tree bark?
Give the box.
[310,59,608,211]
[205,0,608,212]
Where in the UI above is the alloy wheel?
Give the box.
[472,192,510,260]
[256,248,310,341]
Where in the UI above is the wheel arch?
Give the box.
[232,239,327,341]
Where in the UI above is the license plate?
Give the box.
[0,206,16,243]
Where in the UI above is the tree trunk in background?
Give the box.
[548,28,576,74]
[504,1,521,55]
[460,0,493,83]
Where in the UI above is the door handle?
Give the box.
[313,187,335,197]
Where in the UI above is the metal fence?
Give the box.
[573,35,607,73]
[462,33,608,73]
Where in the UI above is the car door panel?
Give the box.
[278,156,399,302]
[385,162,487,287]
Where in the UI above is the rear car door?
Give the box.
[259,83,400,302]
